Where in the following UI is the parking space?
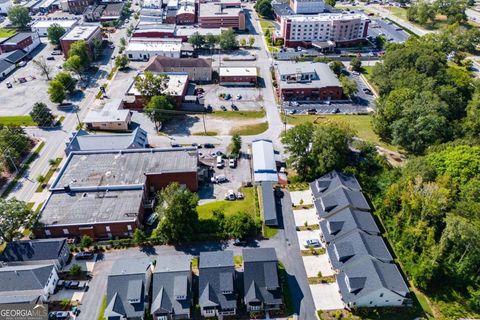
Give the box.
[51,287,86,304]
[368,18,410,43]
[302,254,334,277]
[293,208,319,227]
[64,254,98,273]
[310,282,344,311]
[289,190,313,206]
[0,40,65,116]
[199,84,264,111]
[297,230,321,249]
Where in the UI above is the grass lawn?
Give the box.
[197,187,258,219]
[96,295,107,320]
[192,131,218,136]
[0,28,15,38]
[388,6,408,20]
[286,114,399,151]
[233,255,243,267]
[0,116,35,126]
[210,110,265,119]
[230,122,268,135]
[263,225,278,238]
[259,19,275,32]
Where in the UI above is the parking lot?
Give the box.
[368,18,410,43]
[0,40,65,116]
[198,84,264,111]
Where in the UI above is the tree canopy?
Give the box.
[0,126,31,173]
[254,0,273,18]
[8,6,31,29]
[134,71,169,96]
[68,40,90,69]
[30,102,55,127]
[218,28,238,50]
[0,198,32,242]
[144,95,174,129]
[47,23,66,45]
[48,80,66,104]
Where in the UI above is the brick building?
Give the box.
[67,0,93,14]
[198,1,245,30]
[60,25,102,59]
[145,56,212,82]
[165,0,196,25]
[35,148,199,239]
[0,32,40,54]
[275,61,343,101]
[219,67,257,85]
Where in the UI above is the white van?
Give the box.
[216,156,223,168]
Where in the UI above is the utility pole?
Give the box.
[5,151,18,174]
[202,112,207,135]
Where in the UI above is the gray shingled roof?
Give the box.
[319,208,379,243]
[310,170,361,200]
[314,187,370,219]
[260,182,278,226]
[336,256,409,304]
[151,256,191,317]
[0,49,27,64]
[1,32,33,45]
[199,251,237,311]
[65,128,148,155]
[0,265,54,292]
[105,259,152,319]
[326,230,392,270]
[0,239,67,263]
[242,248,282,307]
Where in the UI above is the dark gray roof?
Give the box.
[0,49,27,64]
[271,1,294,17]
[336,256,409,304]
[326,230,392,270]
[0,264,54,292]
[65,127,148,155]
[199,251,236,311]
[105,259,152,319]
[1,32,33,45]
[319,208,379,243]
[310,170,361,200]
[314,187,370,218]
[242,248,282,306]
[0,239,67,263]
[151,256,191,317]
[0,59,13,74]
[260,181,278,226]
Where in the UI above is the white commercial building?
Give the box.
[83,99,132,132]
[279,13,369,47]
[290,0,325,14]
[252,139,278,183]
[31,19,79,37]
[125,39,182,60]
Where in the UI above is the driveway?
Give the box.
[289,190,313,206]
[296,230,321,249]
[302,254,334,277]
[293,208,318,227]
[310,282,344,311]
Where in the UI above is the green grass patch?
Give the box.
[96,295,107,320]
[35,157,62,193]
[229,122,268,135]
[197,187,257,219]
[259,19,275,32]
[388,6,408,20]
[192,256,199,269]
[2,141,45,198]
[210,110,265,119]
[192,131,218,136]
[233,255,243,267]
[287,115,398,151]
[0,116,35,126]
[0,28,15,38]
[263,225,278,238]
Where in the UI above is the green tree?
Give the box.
[407,1,437,26]
[48,80,66,104]
[339,75,358,98]
[463,90,480,137]
[188,32,205,49]
[8,6,31,29]
[254,0,273,18]
[248,36,255,47]
[0,126,31,173]
[205,33,217,51]
[69,264,82,277]
[229,134,242,156]
[153,183,199,243]
[239,38,246,47]
[47,23,66,45]
[0,198,32,242]
[63,55,84,79]
[115,54,130,70]
[224,212,257,239]
[134,71,169,96]
[54,71,76,93]
[325,0,336,7]
[91,38,103,61]
[80,235,93,248]
[133,229,147,245]
[350,57,362,72]
[68,40,90,69]
[218,28,237,50]
[145,95,174,130]
[36,175,46,185]
[30,102,55,127]
[328,60,344,76]
[436,0,468,24]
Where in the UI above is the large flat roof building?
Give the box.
[60,25,102,59]
[198,2,245,30]
[31,19,79,37]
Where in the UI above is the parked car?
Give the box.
[46,56,55,61]
[236,94,242,100]
[6,82,12,89]
[57,280,65,288]
[211,175,227,183]
[216,155,224,168]
[363,88,373,95]
[220,105,227,111]
[205,104,213,112]
[225,190,236,201]
[204,143,215,148]
[229,159,236,168]
[233,238,247,246]
[49,311,70,320]
[75,252,94,260]
[236,192,244,200]
[287,109,296,115]
[51,50,62,55]
[231,104,238,111]
[224,93,231,100]
[307,108,317,115]
[303,239,321,248]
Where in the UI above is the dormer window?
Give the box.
[128,298,140,303]
[222,290,233,294]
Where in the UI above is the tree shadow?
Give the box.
[161,115,200,136]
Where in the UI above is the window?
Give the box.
[63,229,69,235]
[45,230,51,236]
[106,226,111,232]
[127,225,132,231]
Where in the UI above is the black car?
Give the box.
[66,281,80,289]
[362,88,373,95]
[46,56,55,61]
[75,252,94,260]
[220,105,227,111]
[171,144,182,148]
[233,239,248,246]
[231,104,238,111]
[204,143,215,148]
[307,108,317,115]
[205,104,213,112]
